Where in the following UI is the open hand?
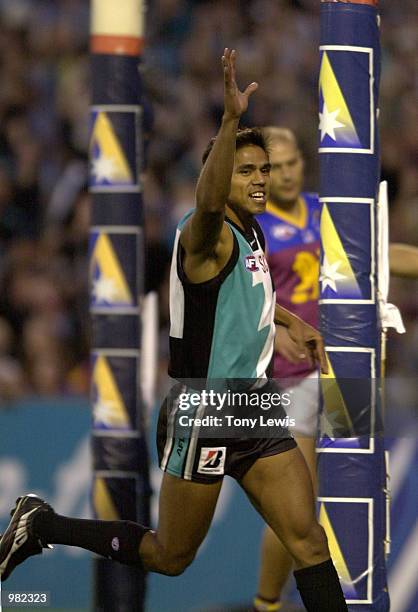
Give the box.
[222,48,258,120]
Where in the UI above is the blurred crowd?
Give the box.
[0,0,416,403]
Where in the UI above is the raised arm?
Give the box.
[180,49,258,266]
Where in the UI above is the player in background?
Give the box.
[254,127,321,612]
[253,127,418,612]
[388,243,418,278]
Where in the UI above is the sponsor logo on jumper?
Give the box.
[302,229,315,244]
[111,537,120,551]
[245,254,269,273]
[291,250,320,304]
[271,224,297,240]
[197,447,226,475]
[245,255,259,272]
[176,438,186,457]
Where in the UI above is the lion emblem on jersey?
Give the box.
[291,251,319,303]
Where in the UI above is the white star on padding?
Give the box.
[93,276,118,303]
[93,399,118,424]
[320,255,346,292]
[91,155,116,182]
[319,102,345,141]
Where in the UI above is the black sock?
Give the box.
[294,559,348,612]
[32,511,150,566]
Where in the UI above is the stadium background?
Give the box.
[0,0,416,610]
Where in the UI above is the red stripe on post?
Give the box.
[90,35,143,56]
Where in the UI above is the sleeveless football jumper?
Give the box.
[158,210,296,482]
[168,210,276,382]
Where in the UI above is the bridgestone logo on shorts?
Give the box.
[197,447,226,475]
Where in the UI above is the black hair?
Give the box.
[201,127,267,165]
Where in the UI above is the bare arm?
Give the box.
[274,304,298,328]
[274,304,328,374]
[274,325,303,365]
[181,49,258,260]
[389,243,418,279]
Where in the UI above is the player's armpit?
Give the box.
[180,217,233,283]
[180,213,234,260]
[180,208,226,257]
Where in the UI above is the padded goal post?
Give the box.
[318,1,389,610]
[89,1,150,609]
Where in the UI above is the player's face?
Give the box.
[269,142,304,206]
[228,145,270,215]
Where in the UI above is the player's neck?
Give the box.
[225,205,253,233]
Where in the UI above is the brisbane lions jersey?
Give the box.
[258,193,320,380]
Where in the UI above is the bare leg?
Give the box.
[0,475,222,581]
[257,436,317,600]
[243,446,346,610]
[240,446,327,570]
[140,472,222,575]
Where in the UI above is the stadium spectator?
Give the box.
[0,0,414,407]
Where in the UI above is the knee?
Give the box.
[288,522,329,566]
[159,550,196,576]
[308,523,328,555]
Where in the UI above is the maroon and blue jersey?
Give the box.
[258,193,320,380]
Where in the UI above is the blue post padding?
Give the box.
[89,49,149,514]
[319,4,381,200]
[91,55,143,105]
[318,3,388,610]
[90,42,150,610]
